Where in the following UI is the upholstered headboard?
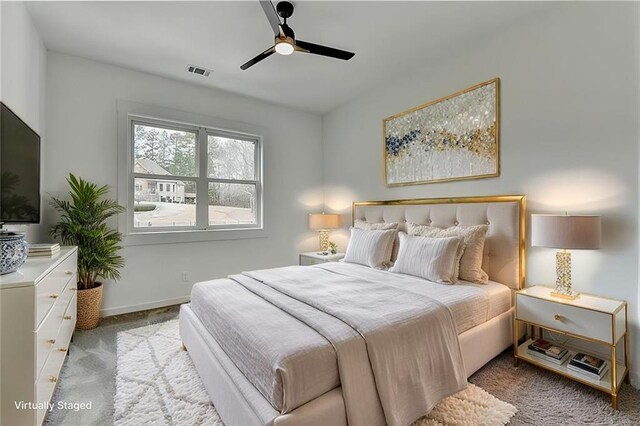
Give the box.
[352,195,526,290]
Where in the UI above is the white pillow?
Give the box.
[390,233,464,284]
[407,223,489,284]
[353,220,398,264]
[343,228,396,269]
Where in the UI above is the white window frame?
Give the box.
[117,101,266,246]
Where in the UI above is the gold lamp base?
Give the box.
[552,250,580,300]
[318,230,329,253]
[550,291,580,300]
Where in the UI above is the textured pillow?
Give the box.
[353,220,398,231]
[354,220,398,263]
[343,228,396,269]
[407,223,489,284]
[390,233,463,284]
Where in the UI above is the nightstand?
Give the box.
[299,252,345,266]
[514,286,628,409]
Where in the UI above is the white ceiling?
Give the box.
[26,1,551,114]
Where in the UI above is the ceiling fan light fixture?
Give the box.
[240,0,355,69]
[275,38,295,55]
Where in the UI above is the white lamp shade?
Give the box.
[531,214,601,249]
[309,213,340,230]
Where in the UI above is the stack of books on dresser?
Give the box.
[27,243,60,257]
[567,353,609,380]
[527,339,570,365]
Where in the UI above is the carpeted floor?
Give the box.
[114,320,517,426]
[45,306,181,426]
[46,307,640,425]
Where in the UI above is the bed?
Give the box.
[179,195,526,426]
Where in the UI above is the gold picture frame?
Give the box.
[383,78,500,186]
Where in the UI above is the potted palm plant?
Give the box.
[50,174,125,330]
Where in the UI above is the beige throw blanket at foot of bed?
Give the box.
[232,266,467,426]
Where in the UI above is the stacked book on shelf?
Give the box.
[526,339,570,365]
[28,243,60,257]
[568,353,609,380]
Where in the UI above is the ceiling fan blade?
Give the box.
[240,46,276,70]
[259,0,281,36]
[295,40,355,61]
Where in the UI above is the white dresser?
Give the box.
[0,247,78,426]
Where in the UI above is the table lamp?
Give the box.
[531,214,601,300]
[309,213,340,254]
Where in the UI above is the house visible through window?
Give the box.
[131,120,261,231]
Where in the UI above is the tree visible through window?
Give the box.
[130,121,260,230]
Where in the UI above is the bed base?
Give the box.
[179,304,513,426]
[180,304,348,426]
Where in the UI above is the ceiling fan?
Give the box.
[240,0,355,70]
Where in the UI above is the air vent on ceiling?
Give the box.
[186,64,212,77]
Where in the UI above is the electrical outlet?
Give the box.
[181,272,189,283]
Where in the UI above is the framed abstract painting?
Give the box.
[383,78,500,186]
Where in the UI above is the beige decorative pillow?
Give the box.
[354,220,398,265]
[390,233,464,284]
[407,223,489,284]
[353,220,398,231]
[344,228,396,269]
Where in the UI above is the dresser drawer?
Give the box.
[36,344,67,426]
[36,253,77,326]
[517,294,613,344]
[35,281,76,378]
[56,293,77,354]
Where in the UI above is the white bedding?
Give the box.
[188,262,511,425]
[323,262,511,334]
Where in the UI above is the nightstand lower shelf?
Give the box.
[516,339,627,394]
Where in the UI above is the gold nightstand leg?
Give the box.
[513,319,519,367]
[624,305,629,384]
[611,344,618,409]
[181,343,188,352]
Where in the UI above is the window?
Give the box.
[129,119,261,232]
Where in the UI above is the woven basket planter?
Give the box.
[76,283,103,330]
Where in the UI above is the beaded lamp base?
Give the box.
[551,250,579,300]
[318,230,329,253]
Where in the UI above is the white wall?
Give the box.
[44,52,323,315]
[322,3,640,386]
[0,1,47,241]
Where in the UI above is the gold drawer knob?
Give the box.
[49,293,59,299]
[47,339,56,344]
[57,347,68,352]
[65,271,73,275]
[70,287,77,291]
[64,315,72,320]
[48,376,57,383]
[554,314,563,321]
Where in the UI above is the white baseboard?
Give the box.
[100,295,190,317]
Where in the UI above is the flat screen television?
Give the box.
[1,102,41,223]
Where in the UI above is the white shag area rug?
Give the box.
[115,320,516,426]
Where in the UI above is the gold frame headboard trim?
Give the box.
[352,195,526,289]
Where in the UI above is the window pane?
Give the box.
[208,136,255,180]
[134,178,196,228]
[134,123,197,177]
[208,183,256,225]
